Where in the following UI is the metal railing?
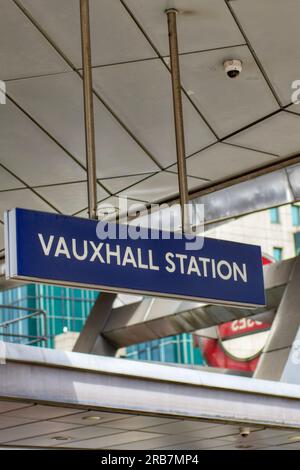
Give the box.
[0,304,48,347]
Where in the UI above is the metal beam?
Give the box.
[2,342,300,431]
[166,9,190,233]
[73,292,117,356]
[102,259,294,349]
[255,256,300,381]
[80,0,97,219]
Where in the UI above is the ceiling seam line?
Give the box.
[97,171,155,181]
[0,188,27,193]
[6,93,112,196]
[99,171,163,195]
[220,108,284,141]
[5,70,74,83]
[224,0,283,108]
[119,0,220,140]
[0,162,62,214]
[12,0,163,171]
[6,93,87,173]
[222,142,280,158]
[162,142,223,172]
[163,170,211,182]
[89,42,248,72]
[169,43,247,57]
[73,143,300,218]
[31,180,90,189]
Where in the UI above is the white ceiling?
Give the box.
[1,0,300,251]
[0,399,298,450]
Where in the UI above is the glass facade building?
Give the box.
[126,334,205,366]
[0,285,204,366]
[0,284,98,348]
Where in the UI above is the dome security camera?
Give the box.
[224,59,243,78]
[239,427,251,438]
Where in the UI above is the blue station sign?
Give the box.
[5,208,265,307]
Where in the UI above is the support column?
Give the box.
[73,293,117,356]
[254,256,300,381]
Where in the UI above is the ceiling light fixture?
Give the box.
[81,415,102,422]
[288,435,300,442]
[51,435,71,441]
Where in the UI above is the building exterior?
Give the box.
[0,284,98,349]
[125,334,204,366]
[206,203,300,262]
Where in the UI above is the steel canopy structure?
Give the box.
[2,0,300,251]
[1,0,300,451]
[0,342,299,450]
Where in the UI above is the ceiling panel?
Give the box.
[118,172,206,203]
[222,429,298,449]
[161,437,231,450]
[100,174,155,194]
[288,105,300,115]
[0,420,82,444]
[8,73,159,178]
[108,433,197,450]
[0,189,55,222]
[0,401,32,414]
[226,111,300,157]
[270,443,300,450]
[3,404,83,420]
[124,0,244,56]
[100,415,176,431]
[0,0,70,80]
[0,167,25,191]
[179,46,279,137]
[168,143,277,180]
[52,410,131,426]
[11,425,130,448]
[144,419,218,435]
[92,59,216,167]
[20,0,156,68]
[0,415,37,430]
[35,182,108,215]
[230,0,300,105]
[56,430,163,449]
[0,100,86,186]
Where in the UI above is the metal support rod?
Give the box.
[80,0,98,219]
[166,9,190,233]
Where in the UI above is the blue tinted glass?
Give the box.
[292,205,300,226]
[270,207,280,224]
[273,247,283,262]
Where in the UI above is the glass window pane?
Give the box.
[269,207,280,224]
[292,205,300,226]
[273,247,283,262]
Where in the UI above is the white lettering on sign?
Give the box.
[37,234,248,283]
[231,319,263,332]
